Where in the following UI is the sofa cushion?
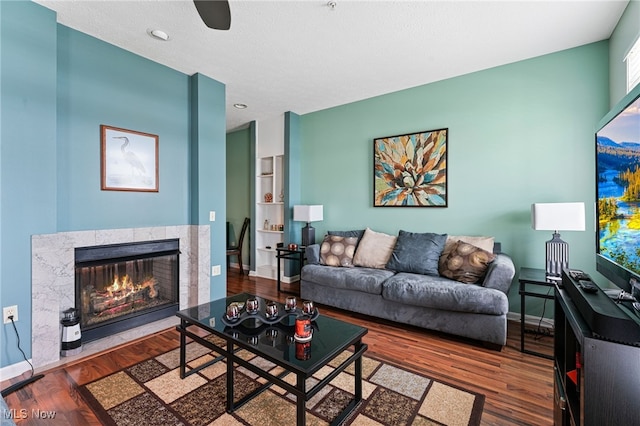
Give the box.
[385,230,447,276]
[301,264,395,295]
[319,235,358,267]
[382,272,508,315]
[439,241,496,284]
[352,228,397,269]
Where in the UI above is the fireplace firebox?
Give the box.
[74,239,180,342]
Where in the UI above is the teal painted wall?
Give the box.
[284,112,302,276]
[300,42,610,316]
[0,1,225,369]
[189,73,227,298]
[226,128,252,268]
[56,26,190,230]
[609,0,639,105]
[285,112,302,247]
[1,0,58,369]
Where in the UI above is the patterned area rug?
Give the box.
[77,335,484,426]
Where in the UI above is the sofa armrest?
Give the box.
[482,253,515,294]
[305,244,321,265]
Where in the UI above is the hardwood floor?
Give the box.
[2,269,554,425]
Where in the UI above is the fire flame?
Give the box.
[107,275,157,299]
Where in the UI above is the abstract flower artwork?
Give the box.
[374,128,448,207]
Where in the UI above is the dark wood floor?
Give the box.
[2,269,554,425]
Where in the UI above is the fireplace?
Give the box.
[74,238,180,342]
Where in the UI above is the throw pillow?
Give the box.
[352,228,397,269]
[438,235,495,272]
[439,240,496,284]
[319,235,358,267]
[385,230,447,276]
[328,229,366,249]
[328,229,365,239]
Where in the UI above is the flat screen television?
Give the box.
[595,84,640,295]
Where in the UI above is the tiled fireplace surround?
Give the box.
[31,225,211,369]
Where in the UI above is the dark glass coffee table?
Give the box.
[176,293,368,425]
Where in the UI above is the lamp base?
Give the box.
[301,224,315,247]
[545,232,569,277]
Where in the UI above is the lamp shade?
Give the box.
[531,202,585,231]
[293,205,323,223]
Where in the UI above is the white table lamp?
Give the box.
[531,202,585,278]
[293,205,323,247]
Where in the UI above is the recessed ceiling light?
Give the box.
[148,29,170,41]
[233,103,248,109]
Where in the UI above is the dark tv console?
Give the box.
[562,270,640,345]
[554,270,640,425]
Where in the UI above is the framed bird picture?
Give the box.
[100,125,159,192]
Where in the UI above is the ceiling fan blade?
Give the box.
[193,0,231,30]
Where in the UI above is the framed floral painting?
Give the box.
[373,128,448,207]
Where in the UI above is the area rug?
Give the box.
[77,335,484,426]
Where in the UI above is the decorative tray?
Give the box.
[221,305,319,328]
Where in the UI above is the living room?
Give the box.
[1,0,639,424]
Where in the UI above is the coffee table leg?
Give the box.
[296,372,306,426]
[227,341,234,412]
[179,319,187,379]
[355,341,363,400]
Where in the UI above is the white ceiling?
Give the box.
[34,0,629,132]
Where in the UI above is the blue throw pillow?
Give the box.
[386,230,447,276]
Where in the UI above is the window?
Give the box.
[626,36,640,93]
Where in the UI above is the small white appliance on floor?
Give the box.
[61,308,82,357]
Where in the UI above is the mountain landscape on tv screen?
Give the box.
[596,98,640,275]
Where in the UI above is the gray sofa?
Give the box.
[300,239,516,348]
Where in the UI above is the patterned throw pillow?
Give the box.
[439,240,496,284]
[328,230,366,250]
[320,235,358,267]
[438,235,495,273]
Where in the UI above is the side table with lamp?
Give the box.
[521,202,585,358]
[277,205,323,294]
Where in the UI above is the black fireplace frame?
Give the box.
[74,238,180,342]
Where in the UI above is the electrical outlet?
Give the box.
[209,211,216,221]
[3,305,18,324]
[212,265,221,276]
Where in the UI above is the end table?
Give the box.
[518,267,555,359]
[275,247,306,294]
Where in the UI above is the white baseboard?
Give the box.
[507,311,554,329]
[244,267,299,284]
[0,359,33,382]
[279,275,300,284]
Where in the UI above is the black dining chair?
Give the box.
[227,217,250,275]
